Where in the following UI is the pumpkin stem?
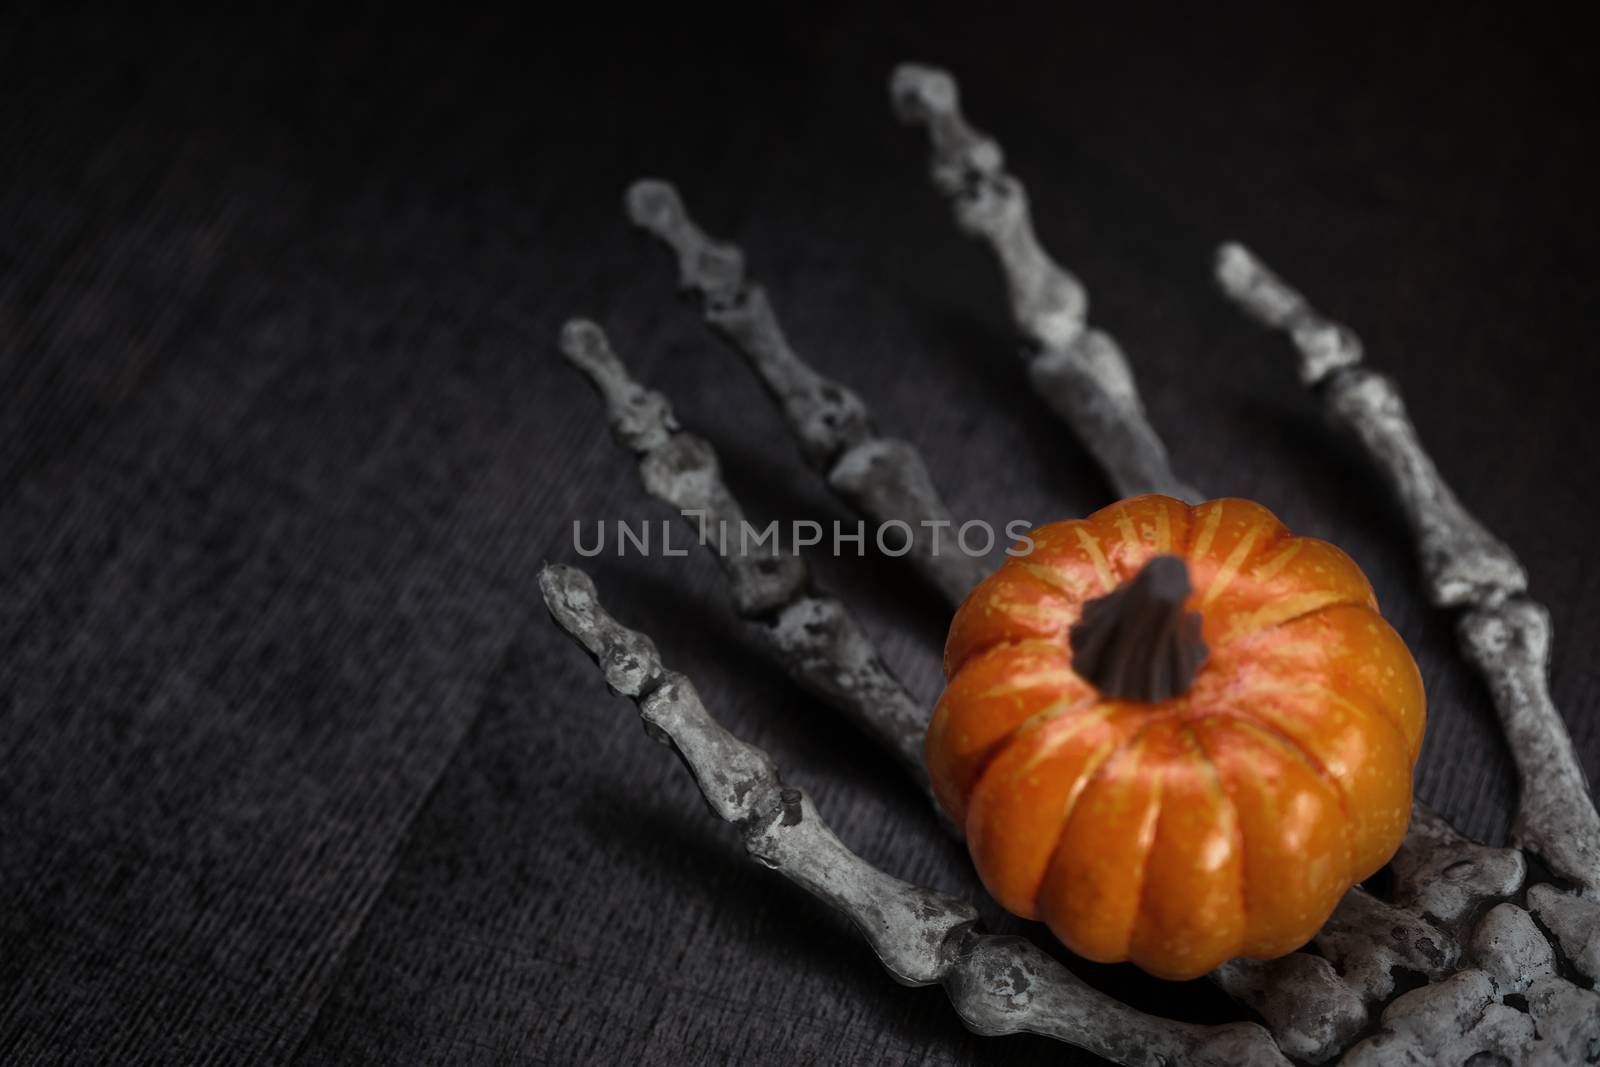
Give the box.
[1068,555,1208,702]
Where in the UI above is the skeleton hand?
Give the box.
[541,65,1600,1067]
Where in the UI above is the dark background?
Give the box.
[2,4,1596,1065]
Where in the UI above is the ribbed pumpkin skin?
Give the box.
[927,495,1425,980]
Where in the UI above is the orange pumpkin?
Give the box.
[927,494,1424,980]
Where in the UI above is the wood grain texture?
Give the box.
[0,5,1595,1065]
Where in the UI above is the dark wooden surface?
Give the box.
[2,6,1596,1065]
